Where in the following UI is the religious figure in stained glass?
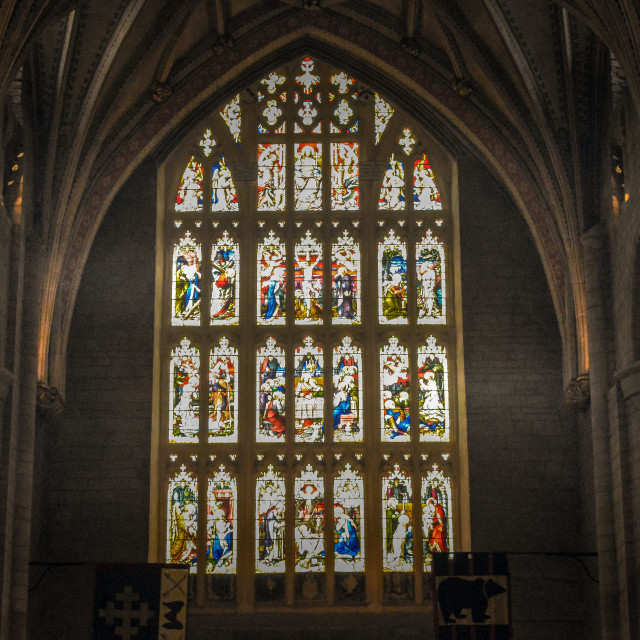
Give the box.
[418,336,449,441]
[175,157,203,212]
[220,94,241,145]
[294,337,324,443]
[207,466,236,574]
[211,157,239,211]
[294,231,322,323]
[295,465,325,572]
[258,231,286,324]
[334,465,364,572]
[172,232,201,325]
[170,338,200,442]
[208,338,237,442]
[333,337,363,443]
[383,465,413,572]
[379,231,408,323]
[422,466,452,570]
[211,232,238,324]
[256,466,286,573]
[257,338,286,442]
[379,154,405,210]
[168,466,198,571]
[295,143,322,210]
[331,143,359,210]
[374,93,394,144]
[417,230,445,324]
[332,231,360,323]
[414,154,442,210]
[258,144,286,211]
[380,337,410,442]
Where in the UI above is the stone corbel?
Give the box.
[562,374,590,411]
[36,381,64,416]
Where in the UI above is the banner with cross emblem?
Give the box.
[93,564,189,640]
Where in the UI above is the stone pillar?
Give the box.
[582,224,620,639]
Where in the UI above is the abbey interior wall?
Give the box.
[27,157,593,639]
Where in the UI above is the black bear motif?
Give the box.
[437,577,506,624]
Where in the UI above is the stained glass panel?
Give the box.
[332,231,360,324]
[199,129,216,157]
[383,465,413,572]
[379,230,408,323]
[332,337,363,443]
[399,127,416,155]
[167,465,198,571]
[417,230,445,324]
[209,338,237,442]
[295,57,320,94]
[258,144,286,211]
[294,231,323,323]
[379,154,405,210]
[295,465,325,572]
[418,336,449,441]
[207,466,236,573]
[172,232,202,326]
[380,337,410,442]
[175,157,203,212]
[211,232,238,324]
[331,143,359,210]
[334,465,364,572]
[258,231,286,324]
[294,337,324,443]
[374,93,394,144]
[294,143,322,210]
[220,94,241,145]
[414,154,442,210]
[211,156,239,211]
[422,465,453,571]
[257,338,286,442]
[170,338,200,443]
[256,465,286,573]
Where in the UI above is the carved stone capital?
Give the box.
[563,374,590,412]
[36,381,64,416]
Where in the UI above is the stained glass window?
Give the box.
[211,232,238,324]
[379,154,405,210]
[209,338,237,442]
[294,231,323,323]
[383,465,413,572]
[334,465,364,572]
[172,232,202,326]
[207,466,236,573]
[332,231,360,324]
[170,338,200,443]
[379,230,408,323]
[331,143,359,210]
[418,336,449,441]
[257,338,286,442]
[422,465,453,570]
[160,57,463,603]
[258,231,286,324]
[256,465,286,573]
[380,337,410,442]
[333,337,363,443]
[211,156,239,211]
[295,465,325,572]
[414,154,442,210]
[258,144,286,211]
[416,230,445,324]
[176,157,203,212]
[167,465,198,571]
[294,337,324,443]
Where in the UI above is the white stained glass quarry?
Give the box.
[207,466,237,574]
[295,465,325,572]
[334,465,365,572]
[383,465,413,572]
[256,465,286,573]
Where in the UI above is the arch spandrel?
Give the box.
[43,14,573,394]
